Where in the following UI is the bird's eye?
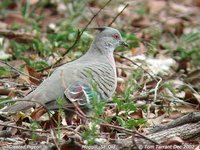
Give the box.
[112,33,119,40]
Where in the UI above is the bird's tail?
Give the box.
[2,100,35,113]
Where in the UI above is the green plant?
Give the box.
[30,121,40,141]
[56,97,65,142]
[10,41,30,59]
[135,2,148,16]
[82,73,106,145]
[113,69,146,129]
[0,66,11,77]
[21,0,30,18]
[175,31,200,68]
[82,122,99,145]
[0,0,15,10]
[60,0,88,27]
[146,28,162,57]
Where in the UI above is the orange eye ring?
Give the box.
[112,33,119,39]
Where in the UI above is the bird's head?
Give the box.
[92,27,128,54]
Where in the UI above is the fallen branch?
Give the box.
[149,111,200,133]
[134,121,200,147]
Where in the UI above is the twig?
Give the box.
[0,122,81,136]
[88,7,100,27]
[0,79,34,88]
[153,76,162,101]
[38,0,113,72]
[0,60,41,82]
[0,122,49,133]
[108,4,129,26]
[184,83,200,95]
[158,94,197,107]
[51,126,82,136]
[115,53,158,82]
[100,123,158,144]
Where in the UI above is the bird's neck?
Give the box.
[85,42,116,65]
[80,42,117,77]
[89,40,115,54]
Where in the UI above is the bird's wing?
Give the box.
[79,63,117,100]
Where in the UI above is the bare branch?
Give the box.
[108,3,129,27]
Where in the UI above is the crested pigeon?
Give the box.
[3,27,128,117]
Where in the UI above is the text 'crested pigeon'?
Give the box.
[3,27,128,117]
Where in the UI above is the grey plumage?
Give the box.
[3,27,127,116]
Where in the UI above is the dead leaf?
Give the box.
[131,17,150,28]
[31,107,47,121]
[15,67,31,84]
[175,104,197,113]
[170,3,192,14]
[41,112,60,130]
[129,108,143,119]
[9,60,26,69]
[164,17,184,36]
[26,66,43,85]
[168,111,183,119]
[194,0,200,7]
[5,14,25,25]
[147,113,166,126]
[184,90,199,105]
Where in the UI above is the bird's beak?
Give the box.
[120,41,129,47]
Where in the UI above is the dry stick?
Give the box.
[115,53,158,82]
[108,3,129,27]
[38,0,113,72]
[153,76,162,101]
[0,122,49,133]
[184,83,200,95]
[88,7,100,27]
[0,60,41,82]
[0,123,81,138]
[0,79,34,88]
[100,123,158,144]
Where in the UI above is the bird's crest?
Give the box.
[92,27,107,32]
